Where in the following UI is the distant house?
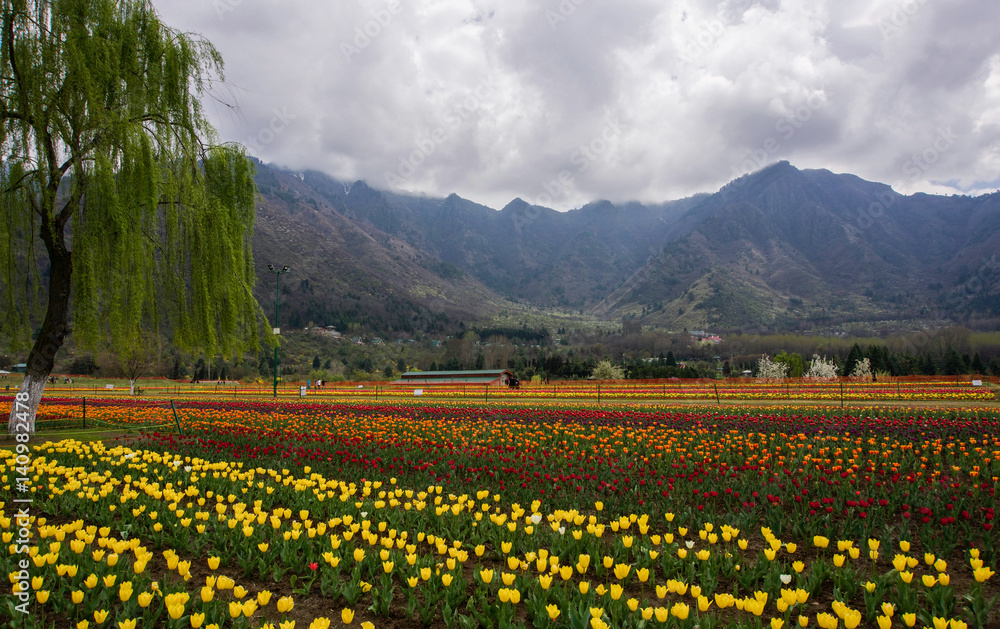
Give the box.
[371,337,384,345]
[351,337,364,345]
[12,363,27,374]
[394,369,514,387]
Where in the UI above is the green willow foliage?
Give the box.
[1,0,260,362]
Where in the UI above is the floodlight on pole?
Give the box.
[267,265,290,398]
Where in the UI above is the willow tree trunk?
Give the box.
[7,219,72,435]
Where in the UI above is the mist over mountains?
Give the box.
[251,160,1000,335]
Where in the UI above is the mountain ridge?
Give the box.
[250,159,1000,335]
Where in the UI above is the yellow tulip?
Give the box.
[94,609,109,624]
[610,584,623,600]
[190,613,205,628]
[479,568,493,584]
[276,596,294,613]
[671,602,690,620]
[844,610,862,629]
[877,616,891,629]
[208,556,221,570]
[546,604,561,620]
[902,613,916,627]
[341,608,355,624]
[773,619,785,629]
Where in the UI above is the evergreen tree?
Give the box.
[3,0,258,433]
[921,352,937,376]
[312,355,322,369]
[990,357,1000,377]
[666,351,677,367]
[971,352,985,375]
[942,347,965,376]
[842,343,864,377]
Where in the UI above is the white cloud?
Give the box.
[153,0,1000,210]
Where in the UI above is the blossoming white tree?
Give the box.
[755,355,788,380]
[805,355,839,380]
[850,357,873,381]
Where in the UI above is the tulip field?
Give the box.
[1,397,999,629]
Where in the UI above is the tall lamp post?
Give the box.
[267,265,289,398]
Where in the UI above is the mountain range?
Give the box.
[250,160,1000,335]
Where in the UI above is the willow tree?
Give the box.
[2,0,260,434]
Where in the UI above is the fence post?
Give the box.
[170,401,184,436]
[597,384,601,405]
[82,397,86,429]
[714,383,720,405]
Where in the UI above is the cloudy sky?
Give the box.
[152,0,1000,211]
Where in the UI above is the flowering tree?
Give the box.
[850,357,873,381]
[591,360,625,380]
[755,355,788,380]
[805,355,838,380]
